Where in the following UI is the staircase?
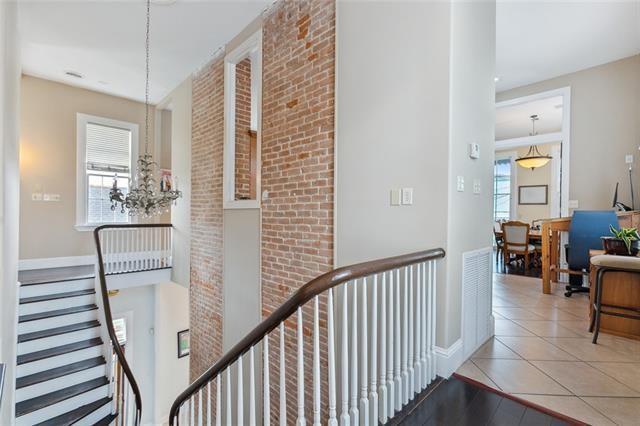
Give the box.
[15,267,114,425]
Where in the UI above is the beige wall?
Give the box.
[497,55,640,212]
[19,75,154,259]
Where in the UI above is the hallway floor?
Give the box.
[456,273,640,426]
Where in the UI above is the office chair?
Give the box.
[565,210,620,297]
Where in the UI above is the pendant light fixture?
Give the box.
[110,0,181,217]
[516,114,552,170]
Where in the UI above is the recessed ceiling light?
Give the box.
[65,70,83,79]
[494,76,500,83]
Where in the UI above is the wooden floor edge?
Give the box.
[452,373,588,426]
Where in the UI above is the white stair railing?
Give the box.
[98,224,173,275]
[170,248,445,426]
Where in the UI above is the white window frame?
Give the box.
[76,113,139,230]
[223,30,262,210]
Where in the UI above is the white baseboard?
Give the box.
[435,338,464,378]
[18,255,96,271]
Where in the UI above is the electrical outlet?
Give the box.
[401,188,413,205]
[32,193,43,201]
[569,199,579,209]
[473,179,481,194]
[456,176,465,192]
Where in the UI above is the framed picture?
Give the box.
[160,169,173,192]
[519,185,548,205]
[177,329,190,358]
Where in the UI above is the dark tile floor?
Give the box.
[394,377,571,426]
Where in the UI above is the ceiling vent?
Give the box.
[64,71,83,79]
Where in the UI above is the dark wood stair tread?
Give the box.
[18,338,103,365]
[19,304,97,323]
[19,265,95,286]
[20,289,95,304]
[17,356,106,389]
[93,413,118,426]
[18,320,100,343]
[33,396,111,426]
[15,376,109,417]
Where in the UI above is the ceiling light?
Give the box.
[65,70,83,79]
[494,77,500,82]
[516,115,552,170]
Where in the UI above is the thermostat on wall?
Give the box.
[469,143,480,159]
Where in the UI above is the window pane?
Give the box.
[88,174,129,224]
[493,158,512,221]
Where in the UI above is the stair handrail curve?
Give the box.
[168,247,446,425]
[94,223,173,425]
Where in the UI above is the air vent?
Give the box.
[462,247,494,359]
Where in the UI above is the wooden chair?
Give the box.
[502,221,535,272]
[493,221,504,260]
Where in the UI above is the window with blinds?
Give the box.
[77,114,137,226]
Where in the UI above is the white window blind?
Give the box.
[86,122,131,173]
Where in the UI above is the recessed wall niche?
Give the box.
[223,30,261,209]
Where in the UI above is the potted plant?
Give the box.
[602,225,640,256]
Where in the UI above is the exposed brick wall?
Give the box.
[234,57,253,200]
[190,56,225,380]
[261,0,336,421]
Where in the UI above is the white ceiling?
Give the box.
[495,95,563,140]
[18,1,640,104]
[19,0,271,104]
[496,1,640,92]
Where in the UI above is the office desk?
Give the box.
[589,249,640,341]
[540,211,640,294]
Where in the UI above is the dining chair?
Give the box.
[502,221,535,272]
[493,221,505,261]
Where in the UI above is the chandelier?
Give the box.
[516,114,552,170]
[109,0,181,217]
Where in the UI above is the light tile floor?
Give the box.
[456,273,640,426]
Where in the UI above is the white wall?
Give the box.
[0,1,20,422]
[158,78,192,288]
[154,282,189,423]
[336,0,496,354]
[109,285,157,425]
[336,1,450,264]
[444,1,496,348]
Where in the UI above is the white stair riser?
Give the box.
[18,309,98,334]
[15,384,110,425]
[20,278,95,298]
[18,327,101,355]
[17,345,104,377]
[19,294,96,315]
[76,401,114,426]
[16,364,107,402]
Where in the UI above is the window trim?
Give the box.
[76,113,139,230]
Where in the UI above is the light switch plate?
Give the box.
[32,193,43,201]
[626,154,634,164]
[473,179,481,194]
[569,199,579,209]
[469,143,480,159]
[390,189,401,206]
[456,176,465,192]
[401,188,413,205]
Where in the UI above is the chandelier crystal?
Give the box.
[109,0,181,217]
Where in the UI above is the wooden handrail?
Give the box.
[169,247,445,424]
[94,223,173,424]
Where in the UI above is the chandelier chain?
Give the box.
[145,0,150,154]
